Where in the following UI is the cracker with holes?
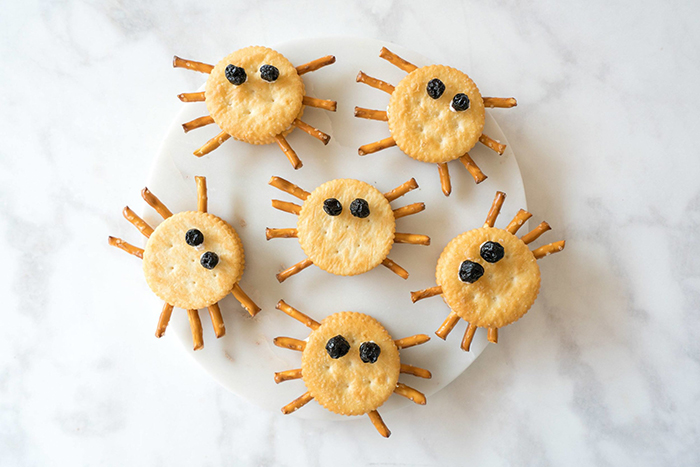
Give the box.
[355,47,517,196]
[411,191,565,351]
[273,300,431,438]
[108,177,260,350]
[267,177,430,282]
[174,46,337,169]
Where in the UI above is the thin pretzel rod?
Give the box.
[231,283,261,317]
[277,258,314,283]
[437,163,452,196]
[281,391,314,414]
[195,176,207,213]
[459,153,488,184]
[393,202,425,219]
[122,207,154,238]
[506,209,533,234]
[381,258,409,279]
[384,178,419,202]
[276,300,320,330]
[359,136,396,156]
[141,188,173,219]
[273,336,306,352]
[178,92,205,102]
[356,71,395,94]
[155,303,174,338]
[487,327,498,343]
[173,56,214,74]
[479,134,507,155]
[394,383,426,405]
[368,411,391,438]
[379,47,418,73]
[354,107,388,121]
[187,309,204,351]
[274,368,303,384]
[533,240,566,259]
[295,55,336,75]
[461,324,477,352]
[394,233,430,246]
[206,302,226,338]
[483,97,517,108]
[484,191,507,228]
[182,115,215,133]
[410,285,443,303]
[271,199,302,215]
[302,96,337,112]
[394,334,430,349]
[268,176,310,200]
[436,312,460,340]
[294,119,330,145]
[521,221,551,245]
[266,228,298,240]
[400,363,432,379]
[274,134,303,170]
[194,131,231,157]
[108,236,144,259]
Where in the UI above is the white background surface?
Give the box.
[2,0,699,465]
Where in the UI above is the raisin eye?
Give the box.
[480,241,505,263]
[459,260,484,283]
[451,93,470,111]
[259,64,279,82]
[225,64,247,85]
[325,335,350,359]
[359,342,381,363]
[200,251,219,269]
[350,199,370,218]
[323,198,342,216]
[426,78,445,99]
[185,229,204,246]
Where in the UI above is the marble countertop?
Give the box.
[2,0,699,465]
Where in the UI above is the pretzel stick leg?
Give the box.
[182,115,215,133]
[276,258,314,283]
[281,391,314,414]
[123,207,154,238]
[108,236,144,259]
[273,337,306,352]
[207,302,226,338]
[173,56,214,73]
[296,55,336,75]
[393,202,425,219]
[379,47,418,73]
[195,176,207,213]
[142,188,173,219]
[394,334,430,349]
[302,96,337,112]
[384,178,418,202]
[155,303,174,338]
[459,153,488,184]
[274,134,303,170]
[187,309,204,351]
[194,131,231,157]
[533,240,566,259]
[276,300,320,330]
[381,258,409,279]
[461,323,477,352]
[410,286,443,303]
[394,233,430,246]
[358,136,396,156]
[368,411,391,438]
[437,163,452,196]
[479,134,507,155]
[394,383,426,405]
[487,327,498,344]
[266,228,298,240]
[268,176,310,200]
[271,199,302,215]
[294,119,330,145]
[483,97,517,108]
[178,92,205,102]
[356,71,395,94]
[400,363,432,379]
[521,221,551,245]
[484,191,507,227]
[506,209,533,234]
[274,368,302,384]
[436,312,460,340]
[354,107,388,121]
[231,283,260,317]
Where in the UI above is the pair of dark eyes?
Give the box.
[185,229,219,270]
[326,335,381,363]
[225,64,279,85]
[426,78,470,111]
[323,198,370,218]
[458,241,505,283]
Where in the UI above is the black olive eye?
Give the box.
[259,64,279,82]
[459,260,484,283]
[185,229,204,246]
[359,342,381,363]
[225,64,247,85]
[323,198,342,216]
[325,335,350,359]
[349,199,370,218]
[426,78,445,99]
[200,251,219,269]
[451,93,470,111]
[480,241,505,263]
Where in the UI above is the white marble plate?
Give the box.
[145,37,526,420]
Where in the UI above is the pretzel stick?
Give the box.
[354,107,388,121]
[479,134,506,155]
[204,302,225,338]
[231,283,260,317]
[394,233,430,246]
[400,363,432,379]
[533,240,566,259]
[108,236,144,259]
[436,312,460,340]
[483,97,517,108]
[459,153,488,184]
[187,309,204,351]
[268,176,310,200]
[274,368,302,384]
[358,137,397,156]
[277,258,313,283]
[195,176,207,213]
[521,221,551,245]
[141,188,173,219]
[294,119,330,145]
[437,163,452,196]
[381,258,409,279]
[182,115,214,133]
[384,178,418,202]
[484,191,506,227]
[296,55,336,75]
[461,324,477,352]
[393,202,425,219]
[487,327,498,343]
[194,131,231,157]
[281,391,314,414]
[155,302,173,338]
[356,71,395,94]
[173,56,214,74]
[178,92,205,102]
[123,207,154,238]
[302,96,337,112]
[274,134,303,169]
[273,337,306,352]
[266,228,298,240]
[394,383,426,405]
[368,410,391,438]
[276,300,320,330]
[271,200,302,215]
[394,334,430,349]
[410,286,443,303]
[379,47,418,73]
[506,209,532,234]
